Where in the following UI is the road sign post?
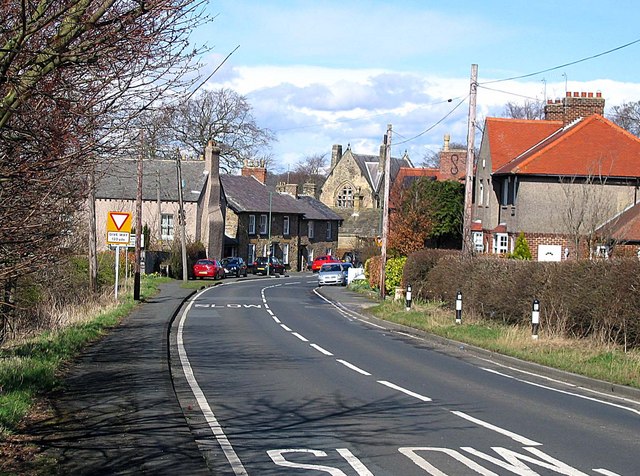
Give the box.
[107,212,132,300]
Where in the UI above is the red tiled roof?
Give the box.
[486,117,563,171]
[598,203,640,242]
[494,115,640,177]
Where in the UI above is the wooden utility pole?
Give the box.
[133,133,144,300]
[176,152,188,282]
[462,64,478,255]
[379,124,392,299]
[88,167,98,293]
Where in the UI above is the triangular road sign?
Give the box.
[107,211,132,233]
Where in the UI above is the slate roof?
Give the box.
[334,208,381,238]
[349,152,412,192]
[95,159,206,202]
[493,115,640,177]
[221,175,343,221]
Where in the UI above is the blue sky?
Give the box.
[195,1,640,170]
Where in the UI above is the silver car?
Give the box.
[317,263,346,286]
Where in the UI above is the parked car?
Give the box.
[192,259,225,280]
[221,257,248,277]
[311,255,341,272]
[252,256,286,275]
[341,251,362,267]
[340,261,353,282]
[317,262,346,286]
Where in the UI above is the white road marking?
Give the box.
[266,309,274,316]
[292,332,309,342]
[336,448,375,476]
[377,380,432,402]
[451,411,541,446]
[481,367,640,416]
[177,290,248,475]
[336,359,371,376]
[272,316,281,324]
[310,343,334,356]
[281,324,292,332]
[593,468,622,475]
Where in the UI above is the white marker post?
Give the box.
[532,299,540,339]
[405,284,412,311]
[455,291,463,324]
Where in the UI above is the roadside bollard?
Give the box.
[455,291,462,324]
[405,284,412,311]
[532,299,540,339]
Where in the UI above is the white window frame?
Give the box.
[161,213,174,240]
[259,214,268,234]
[308,220,314,239]
[493,233,509,254]
[283,215,290,235]
[247,244,256,264]
[472,232,484,252]
[325,221,332,240]
[248,215,256,235]
[282,244,290,264]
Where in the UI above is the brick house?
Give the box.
[472,91,640,260]
[222,161,343,271]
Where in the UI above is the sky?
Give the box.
[193,0,640,171]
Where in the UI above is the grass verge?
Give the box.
[351,282,640,389]
[0,275,170,435]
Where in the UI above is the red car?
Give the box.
[192,259,225,280]
[311,255,340,272]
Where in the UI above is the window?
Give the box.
[308,220,314,239]
[493,233,509,254]
[283,244,290,264]
[325,221,332,240]
[161,213,174,240]
[248,215,256,234]
[283,216,290,235]
[478,181,484,206]
[500,176,518,206]
[472,232,484,252]
[336,184,354,208]
[595,245,609,259]
[247,244,256,264]
[259,214,268,234]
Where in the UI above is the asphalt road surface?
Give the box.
[171,276,640,475]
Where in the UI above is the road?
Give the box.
[171,276,640,475]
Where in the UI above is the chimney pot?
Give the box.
[581,92,587,97]
[573,92,579,97]
[596,91,602,98]
[588,92,594,98]
[566,91,572,97]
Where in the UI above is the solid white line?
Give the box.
[292,332,309,342]
[451,410,541,446]
[177,292,248,475]
[377,380,432,402]
[280,324,292,332]
[310,343,334,356]
[593,468,622,476]
[397,331,422,340]
[481,367,640,416]
[337,359,371,376]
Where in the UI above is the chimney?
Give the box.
[241,158,267,184]
[204,141,224,260]
[379,135,387,170]
[331,144,342,169]
[276,181,298,198]
[544,91,605,125]
[443,133,451,152]
[301,181,317,197]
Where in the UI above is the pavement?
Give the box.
[20,274,640,475]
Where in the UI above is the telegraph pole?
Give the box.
[133,132,143,300]
[176,152,188,282]
[379,124,392,299]
[462,64,478,255]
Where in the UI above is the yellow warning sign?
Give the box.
[107,211,132,245]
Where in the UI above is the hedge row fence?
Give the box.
[398,249,640,351]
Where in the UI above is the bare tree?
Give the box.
[1,0,210,340]
[609,100,640,137]
[162,88,275,172]
[502,100,545,120]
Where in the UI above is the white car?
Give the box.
[317,263,346,286]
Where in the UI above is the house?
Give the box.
[318,141,413,249]
[94,143,342,272]
[472,91,640,260]
[221,160,343,271]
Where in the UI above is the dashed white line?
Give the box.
[337,359,372,376]
[593,468,622,476]
[310,343,334,356]
[272,316,281,324]
[451,410,541,446]
[281,324,292,332]
[292,332,309,342]
[377,380,432,402]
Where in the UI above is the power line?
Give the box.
[477,84,542,102]
[480,37,640,85]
